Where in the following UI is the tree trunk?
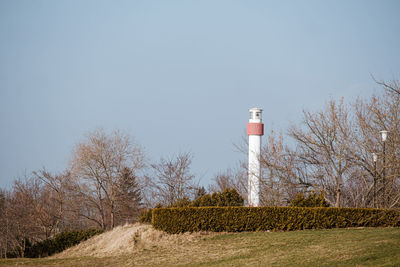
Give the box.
[21,238,25,258]
[335,174,342,207]
[110,200,114,229]
[335,187,341,207]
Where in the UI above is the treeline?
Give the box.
[0,130,210,258]
[0,130,144,257]
[0,79,399,258]
[259,80,400,208]
[220,79,400,209]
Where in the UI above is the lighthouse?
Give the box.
[247,108,264,207]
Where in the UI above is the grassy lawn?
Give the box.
[1,227,399,266]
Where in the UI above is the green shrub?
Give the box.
[191,193,214,207]
[191,188,244,207]
[152,206,400,234]
[173,197,192,207]
[26,229,103,258]
[289,192,330,207]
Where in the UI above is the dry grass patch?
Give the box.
[53,223,215,258]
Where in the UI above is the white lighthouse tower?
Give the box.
[247,108,264,207]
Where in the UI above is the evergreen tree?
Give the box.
[115,167,142,224]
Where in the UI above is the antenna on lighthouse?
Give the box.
[247,107,264,207]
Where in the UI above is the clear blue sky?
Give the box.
[1,0,399,188]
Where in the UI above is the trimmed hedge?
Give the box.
[152,206,400,234]
[26,229,103,258]
[191,188,244,207]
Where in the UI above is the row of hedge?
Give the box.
[152,206,400,234]
[26,229,103,258]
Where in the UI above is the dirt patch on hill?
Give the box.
[52,223,214,258]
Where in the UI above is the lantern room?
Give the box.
[249,108,262,123]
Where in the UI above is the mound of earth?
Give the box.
[52,223,212,258]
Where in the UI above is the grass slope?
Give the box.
[1,227,399,266]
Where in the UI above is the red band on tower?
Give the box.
[247,123,264,136]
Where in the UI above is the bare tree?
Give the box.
[0,174,85,258]
[258,81,400,208]
[0,189,10,258]
[256,100,354,207]
[208,167,247,201]
[147,152,196,206]
[70,129,144,229]
[0,130,145,256]
[287,99,354,207]
[32,169,72,233]
[373,77,400,95]
[259,131,313,206]
[3,178,44,257]
[351,87,400,208]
